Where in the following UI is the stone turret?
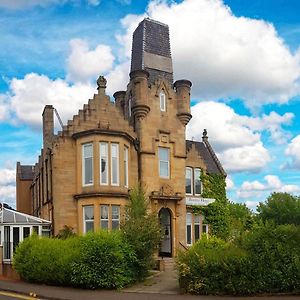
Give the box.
[174,79,192,126]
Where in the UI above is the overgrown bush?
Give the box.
[13,234,80,286]
[177,236,250,295]
[177,224,300,295]
[121,186,162,280]
[13,231,136,289]
[71,230,136,289]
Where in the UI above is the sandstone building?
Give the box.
[16,18,226,257]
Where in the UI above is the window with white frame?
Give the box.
[100,205,109,229]
[185,167,192,194]
[185,167,202,195]
[160,90,166,112]
[100,142,108,185]
[111,205,120,230]
[194,215,200,242]
[111,143,119,185]
[82,143,93,186]
[124,146,129,188]
[194,168,202,195]
[186,213,192,245]
[83,206,94,233]
[159,147,169,178]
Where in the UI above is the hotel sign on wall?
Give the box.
[185,197,215,206]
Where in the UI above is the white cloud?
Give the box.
[0,94,8,121]
[187,101,272,173]
[6,73,96,128]
[87,0,101,6]
[0,185,15,208]
[284,135,300,169]
[0,167,16,208]
[66,39,115,83]
[233,111,294,144]
[0,0,63,9]
[117,0,300,109]
[237,175,300,199]
[226,176,234,191]
[0,168,15,185]
[106,61,130,95]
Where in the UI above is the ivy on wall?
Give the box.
[192,172,230,240]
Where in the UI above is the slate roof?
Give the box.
[18,165,35,180]
[131,18,173,84]
[186,140,224,175]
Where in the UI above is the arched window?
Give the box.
[159,90,166,112]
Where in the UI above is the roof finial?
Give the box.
[202,129,208,141]
[97,75,107,91]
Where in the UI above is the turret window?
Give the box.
[160,91,166,112]
[128,97,132,117]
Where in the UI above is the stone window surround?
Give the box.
[80,138,130,189]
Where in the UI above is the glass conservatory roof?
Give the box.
[0,206,51,225]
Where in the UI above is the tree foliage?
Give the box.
[199,173,230,240]
[257,192,300,225]
[121,186,162,280]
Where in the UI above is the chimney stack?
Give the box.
[42,105,54,150]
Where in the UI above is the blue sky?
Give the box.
[1,0,300,209]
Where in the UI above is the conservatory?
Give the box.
[0,205,51,263]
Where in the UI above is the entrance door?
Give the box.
[159,208,172,257]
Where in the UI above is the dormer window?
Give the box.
[160,91,166,112]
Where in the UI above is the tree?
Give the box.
[228,202,254,239]
[121,186,162,280]
[257,192,300,225]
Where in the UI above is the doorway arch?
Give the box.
[159,208,172,257]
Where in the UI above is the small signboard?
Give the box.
[185,197,215,206]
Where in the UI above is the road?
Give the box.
[0,289,300,300]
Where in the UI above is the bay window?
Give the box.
[100,205,109,229]
[111,205,120,230]
[82,143,93,186]
[124,146,129,188]
[100,142,108,185]
[83,206,94,233]
[111,143,119,185]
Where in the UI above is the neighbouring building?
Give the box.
[16,18,226,257]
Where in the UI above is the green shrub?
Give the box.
[239,223,300,293]
[13,234,80,286]
[121,186,162,280]
[71,230,136,289]
[177,236,249,295]
[177,224,300,295]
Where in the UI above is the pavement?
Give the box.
[0,268,300,300]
